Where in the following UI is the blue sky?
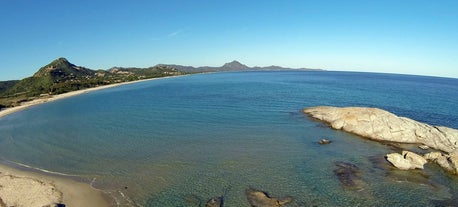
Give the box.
[1,0,457,80]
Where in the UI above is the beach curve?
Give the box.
[0,74,190,206]
[0,74,188,120]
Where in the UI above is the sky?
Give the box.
[1,0,458,80]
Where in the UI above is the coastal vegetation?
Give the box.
[0,58,319,109]
[0,58,184,108]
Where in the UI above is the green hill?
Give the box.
[33,57,95,80]
[0,58,183,108]
[2,58,96,98]
[0,80,19,94]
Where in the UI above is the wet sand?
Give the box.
[0,163,111,207]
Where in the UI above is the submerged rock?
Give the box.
[333,161,365,190]
[386,151,427,170]
[245,188,292,207]
[205,196,223,207]
[303,106,458,153]
[431,194,458,207]
[318,138,332,145]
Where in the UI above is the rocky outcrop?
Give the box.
[450,150,458,173]
[303,106,458,175]
[205,196,223,207]
[386,153,412,170]
[245,188,292,207]
[424,151,455,172]
[386,151,427,170]
[303,106,458,153]
[318,138,332,145]
[424,150,458,174]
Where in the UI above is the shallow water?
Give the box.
[1,71,458,206]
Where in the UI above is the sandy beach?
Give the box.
[0,163,111,207]
[0,75,187,206]
[0,75,186,120]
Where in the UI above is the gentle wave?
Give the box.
[1,158,79,177]
[1,158,137,207]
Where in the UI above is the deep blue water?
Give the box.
[0,71,457,206]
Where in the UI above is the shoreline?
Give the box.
[0,74,191,206]
[0,74,188,120]
[0,162,112,207]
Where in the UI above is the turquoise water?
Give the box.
[0,71,458,206]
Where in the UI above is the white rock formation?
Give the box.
[386,153,413,170]
[449,150,458,174]
[304,106,458,174]
[386,151,427,170]
[424,151,455,172]
[303,106,458,153]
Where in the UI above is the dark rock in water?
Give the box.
[369,155,393,172]
[56,204,66,207]
[334,161,359,172]
[318,139,332,145]
[431,196,458,207]
[245,188,292,207]
[205,196,223,207]
[386,169,434,186]
[333,161,363,190]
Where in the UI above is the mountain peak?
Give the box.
[56,57,69,62]
[33,57,94,78]
[222,60,249,70]
[49,57,72,67]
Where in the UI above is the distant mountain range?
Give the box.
[158,60,321,73]
[0,58,322,108]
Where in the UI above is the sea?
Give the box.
[0,71,457,206]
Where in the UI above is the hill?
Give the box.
[33,57,95,79]
[0,80,20,94]
[3,58,96,97]
[0,58,321,109]
[0,58,182,108]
